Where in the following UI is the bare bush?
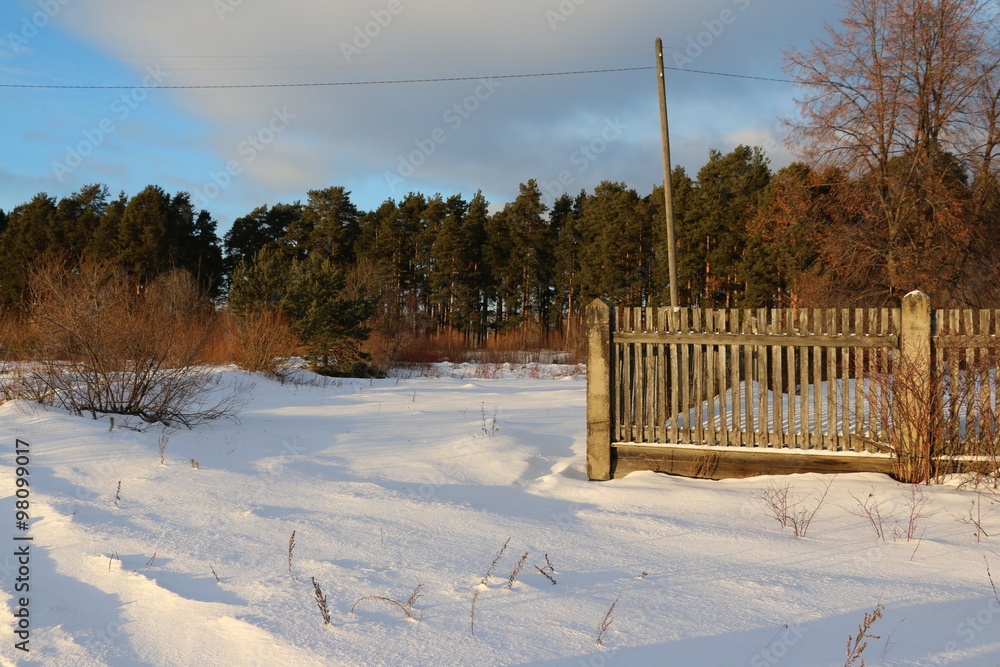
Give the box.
[756,477,834,537]
[848,485,933,542]
[224,308,300,378]
[2,261,249,427]
[862,335,1000,484]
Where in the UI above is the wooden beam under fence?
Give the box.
[612,444,896,480]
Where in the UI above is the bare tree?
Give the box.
[786,0,999,175]
[783,0,1000,305]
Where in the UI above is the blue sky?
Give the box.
[0,0,840,235]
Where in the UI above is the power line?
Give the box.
[0,66,655,89]
[665,66,796,84]
[0,64,799,90]
[0,54,650,73]
[4,46,649,59]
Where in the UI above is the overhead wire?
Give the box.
[0,66,655,89]
[0,44,798,88]
[4,46,650,59]
[0,65,797,90]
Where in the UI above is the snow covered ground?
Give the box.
[1,363,999,666]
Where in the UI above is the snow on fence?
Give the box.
[586,292,1000,480]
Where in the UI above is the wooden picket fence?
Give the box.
[586,292,1000,480]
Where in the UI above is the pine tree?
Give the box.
[483,203,513,332]
[456,191,490,341]
[283,186,360,264]
[0,192,58,305]
[228,248,376,374]
[87,191,127,264]
[649,168,696,305]
[227,246,288,316]
[281,254,375,373]
[427,194,469,329]
[505,180,553,327]
[185,208,224,298]
[682,146,771,306]
[577,181,653,305]
[51,184,108,259]
[115,185,174,283]
[223,202,302,276]
[551,192,582,329]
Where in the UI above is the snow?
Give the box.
[2,363,1000,666]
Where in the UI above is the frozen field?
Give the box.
[1,363,999,666]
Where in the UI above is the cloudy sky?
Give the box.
[0,0,842,233]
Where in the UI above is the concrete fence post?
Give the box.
[587,298,614,480]
[897,290,932,480]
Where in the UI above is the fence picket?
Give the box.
[730,309,743,445]
[717,309,730,446]
[693,308,704,446]
[679,308,691,444]
[668,307,680,445]
[799,309,812,449]
[826,308,838,451]
[655,308,667,443]
[743,309,756,446]
[705,308,717,446]
[756,308,768,446]
[771,308,784,448]
[786,309,798,448]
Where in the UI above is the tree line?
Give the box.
[2,139,1000,346]
[5,0,1000,368]
[0,146,792,349]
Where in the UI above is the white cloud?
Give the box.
[36,0,838,211]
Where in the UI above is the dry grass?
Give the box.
[393,321,584,366]
[844,602,883,667]
[351,584,425,620]
[596,594,620,646]
[505,552,529,589]
[311,577,331,626]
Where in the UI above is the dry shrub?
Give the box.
[394,319,585,366]
[362,291,433,369]
[2,261,249,427]
[0,309,33,362]
[864,336,1000,483]
[223,308,300,378]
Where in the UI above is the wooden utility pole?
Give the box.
[655,37,679,308]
